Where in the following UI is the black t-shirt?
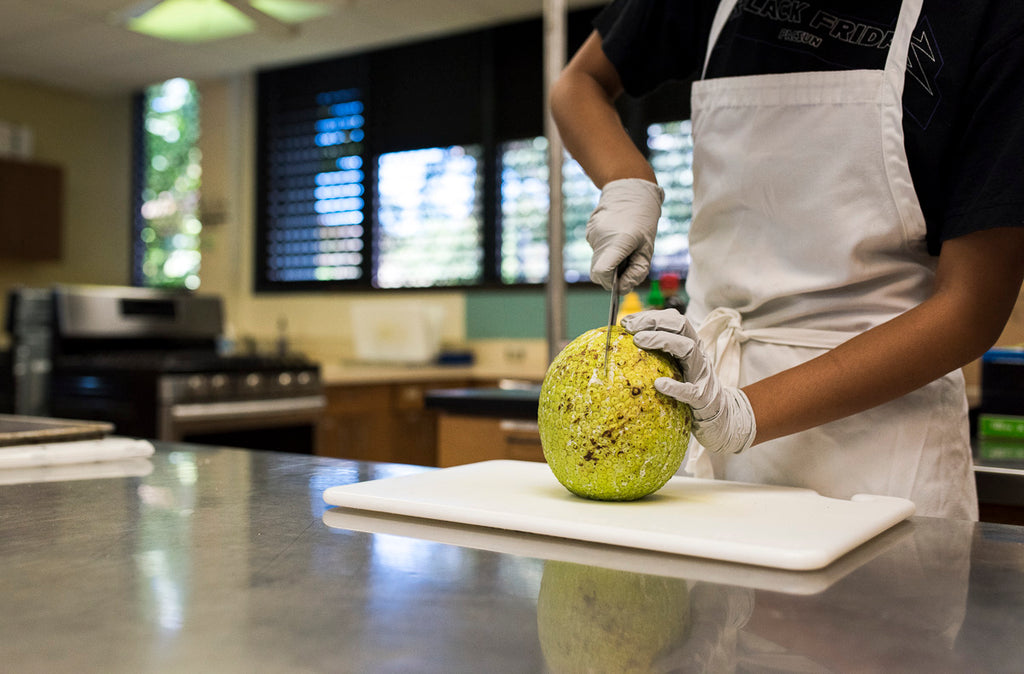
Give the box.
[595,0,1024,254]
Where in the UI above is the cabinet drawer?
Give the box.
[500,420,544,462]
[437,415,545,467]
[393,383,426,411]
[324,384,391,413]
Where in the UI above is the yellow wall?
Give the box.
[1006,296,1024,344]
[0,77,133,311]
[963,283,1024,395]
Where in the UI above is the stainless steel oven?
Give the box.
[155,367,324,447]
[6,285,325,454]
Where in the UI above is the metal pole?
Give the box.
[543,0,567,364]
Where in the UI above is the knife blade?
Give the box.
[603,265,622,377]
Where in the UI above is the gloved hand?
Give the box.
[586,178,664,294]
[621,309,756,455]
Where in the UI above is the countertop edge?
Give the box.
[320,363,546,386]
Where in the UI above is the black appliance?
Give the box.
[5,285,324,453]
[4,286,53,416]
[981,347,1024,416]
[0,348,11,414]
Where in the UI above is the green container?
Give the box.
[978,414,1024,440]
[977,438,1024,461]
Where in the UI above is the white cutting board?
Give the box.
[322,460,915,571]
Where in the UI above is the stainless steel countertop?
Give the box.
[3,445,1024,672]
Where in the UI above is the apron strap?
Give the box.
[697,307,855,388]
[703,0,923,82]
[684,307,856,479]
[701,0,739,79]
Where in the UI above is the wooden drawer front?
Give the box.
[393,383,426,411]
[437,415,544,467]
[319,380,473,466]
[324,384,391,414]
[499,420,544,462]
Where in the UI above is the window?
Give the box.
[648,120,695,276]
[497,123,694,285]
[562,155,602,283]
[498,137,550,285]
[254,9,693,291]
[133,78,202,289]
[375,145,484,288]
[498,137,599,285]
[264,87,366,283]
[256,29,490,292]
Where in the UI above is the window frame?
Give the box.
[253,9,692,293]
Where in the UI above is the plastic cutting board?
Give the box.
[322,460,916,571]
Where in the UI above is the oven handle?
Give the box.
[169,395,326,422]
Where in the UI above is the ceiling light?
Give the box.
[251,0,333,23]
[119,0,332,43]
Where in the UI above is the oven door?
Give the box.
[159,395,326,454]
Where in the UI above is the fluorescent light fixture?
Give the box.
[127,0,253,42]
[124,0,332,43]
[251,0,333,23]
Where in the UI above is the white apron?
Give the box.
[684,0,978,519]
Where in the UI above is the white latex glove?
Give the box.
[586,178,664,294]
[621,309,756,455]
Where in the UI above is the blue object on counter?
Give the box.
[982,347,1024,416]
[436,350,475,366]
[983,347,1024,364]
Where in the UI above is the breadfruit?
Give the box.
[538,325,691,501]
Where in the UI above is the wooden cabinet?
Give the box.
[437,415,543,467]
[317,379,473,466]
[0,158,63,260]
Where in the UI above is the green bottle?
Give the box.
[646,279,664,309]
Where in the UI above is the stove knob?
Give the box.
[187,375,208,399]
[210,373,230,397]
[297,371,313,387]
[245,372,263,394]
[278,372,293,388]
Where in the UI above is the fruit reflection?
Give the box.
[537,561,691,673]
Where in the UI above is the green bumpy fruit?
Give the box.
[538,325,692,501]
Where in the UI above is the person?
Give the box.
[551,0,1024,519]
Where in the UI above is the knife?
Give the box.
[603,265,623,377]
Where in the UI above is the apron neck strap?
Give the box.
[701,0,738,79]
[701,0,925,84]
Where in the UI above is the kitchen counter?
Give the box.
[320,361,546,387]
[3,445,1024,672]
[973,437,1024,513]
[425,385,542,419]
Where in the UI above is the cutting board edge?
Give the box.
[321,460,918,572]
[321,492,910,572]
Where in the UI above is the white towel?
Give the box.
[0,458,154,485]
[0,436,155,470]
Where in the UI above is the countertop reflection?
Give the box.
[2,444,1024,673]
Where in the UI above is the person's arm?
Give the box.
[551,31,664,293]
[550,31,655,188]
[624,226,1024,454]
[745,226,1024,445]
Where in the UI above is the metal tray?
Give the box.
[0,414,114,447]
